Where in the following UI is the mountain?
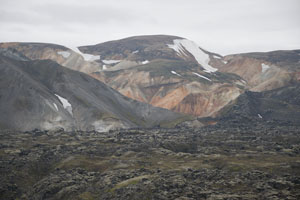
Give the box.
[215,50,300,92]
[79,35,300,117]
[0,53,187,131]
[0,37,244,117]
[217,83,300,126]
[81,35,245,117]
[0,42,103,74]
[1,35,299,118]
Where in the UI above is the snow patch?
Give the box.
[68,46,100,61]
[102,60,121,64]
[261,63,270,73]
[222,60,228,64]
[213,55,222,59]
[258,114,263,119]
[171,71,181,77]
[192,72,211,81]
[132,50,139,54]
[167,39,218,73]
[103,65,107,70]
[55,94,73,116]
[142,60,149,64]
[57,51,71,58]
[53,103,58,111]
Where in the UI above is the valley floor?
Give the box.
[1,123,300,199]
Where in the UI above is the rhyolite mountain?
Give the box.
[215,50,300,92]
[79,35,300,117]
[0,51,187,131]
[1,35,299,118]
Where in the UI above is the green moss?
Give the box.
[56,156,109,172]
[124,112,146,127]
[159,115,194,128]
[228,164,245,172]
[109,175,149,193]
[79,192,95,200]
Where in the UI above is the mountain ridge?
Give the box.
[1,34,299,119]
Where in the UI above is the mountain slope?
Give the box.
[217,83,300,126]
[79,35,223,72]
[91,59,244,117]
[82,35,245,117]
[0,55,186,131]
[0,42,103,74]
[216,50,300,92]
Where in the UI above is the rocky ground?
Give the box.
[1,122,300,200]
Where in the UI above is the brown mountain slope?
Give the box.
[91,59,244,117]
[0,42,103,74]
[216,50,300,92]
[81,35,245,117]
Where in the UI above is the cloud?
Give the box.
[0,0,299,54]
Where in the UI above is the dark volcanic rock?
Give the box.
[0,123,299,199]
[218,83,300,126]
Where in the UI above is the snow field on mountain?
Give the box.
[261,63,270,73]
[55,94,73,116]
[168,39,218,73]
[68,46,100,61]
[57,51,71,58]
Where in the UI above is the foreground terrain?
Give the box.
[1,122,300,200]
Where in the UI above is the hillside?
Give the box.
[0,54,186,131]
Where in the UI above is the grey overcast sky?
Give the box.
[0,0,299,55]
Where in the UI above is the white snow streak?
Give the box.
[55,94,73,116]
[57,51,71,58]
[171,71,181,77]
[68,46,100,61]
[132,50,139,54]
[102,60,121,64]
[192,72,211,81]
[168,39,218,73]
[53,103,58,111]
[142,60,149,64]
[258,114,263,119]
[261,63,270,73]
[213,55,222,59]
